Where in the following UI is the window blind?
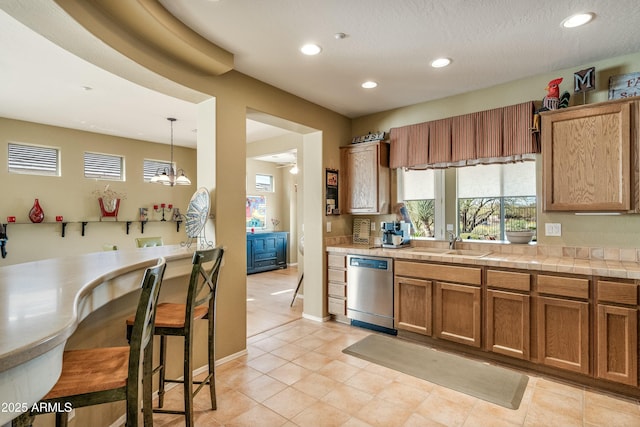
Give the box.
[144,159,172,182]
[84,152,124,180]
[8,142,59,176]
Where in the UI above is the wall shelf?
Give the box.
[0,220,183,258]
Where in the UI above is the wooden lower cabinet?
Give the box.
[537,296,590,374]
[394,277,432,335]
[329,252,640,397]
[486,290,530,360]
[434,282,481,347]
[596,304,638,386]
[327,253,347,317]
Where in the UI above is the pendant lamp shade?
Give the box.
[151,117,191,186]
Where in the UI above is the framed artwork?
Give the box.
[326,169,339,215]
[246,195,267,228]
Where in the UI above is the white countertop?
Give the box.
[0,245,195,423]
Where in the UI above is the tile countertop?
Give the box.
[326,241,640,280]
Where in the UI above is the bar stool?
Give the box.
[126,247,224,427]
[13,258,167,427]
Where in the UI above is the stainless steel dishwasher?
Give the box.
[346,255,396,334]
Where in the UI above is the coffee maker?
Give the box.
[381,221,410,248]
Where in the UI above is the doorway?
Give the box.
[245,113,306,337]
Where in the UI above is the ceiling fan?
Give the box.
[276,162,299,174]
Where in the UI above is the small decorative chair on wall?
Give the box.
[135,236,163,248]
[12,258,167,427]
[126,247,224,427]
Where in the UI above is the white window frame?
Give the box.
[84,151,125,181]
[8,142,60,176]
[397,168,446,240]
[456,162,537,241]
[255,173,274,192]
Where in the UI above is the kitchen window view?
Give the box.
[399,161,537,241]
[399,168,437,237]
[457,162,537,241]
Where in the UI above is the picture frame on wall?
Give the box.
[326,168,339,215]
[246,195,267,228]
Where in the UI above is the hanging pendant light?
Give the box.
[151,117,191,186]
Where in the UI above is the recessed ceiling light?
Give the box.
[561,12,595,28]
[300,44,322,55]
[431,58,451,68]
[361,81,378,89]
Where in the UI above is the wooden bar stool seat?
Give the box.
[44,347,130,399]
[152,303,208,329]
[12,258,167,427]
[125,248,224,427]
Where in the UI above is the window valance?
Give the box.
[389,101,538,169]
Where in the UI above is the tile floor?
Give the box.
[246,266,303,337]
[154,268,640,427]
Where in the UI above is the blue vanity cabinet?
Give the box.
[247,232,288,274]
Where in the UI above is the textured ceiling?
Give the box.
[162,0,640,117]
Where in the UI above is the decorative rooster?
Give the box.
[542,78,570,110]
[532,77,571,132]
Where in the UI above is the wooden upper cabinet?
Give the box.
[542,99,637,211]
[340,141,390,214]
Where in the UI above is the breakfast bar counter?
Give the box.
[0,245,195,424]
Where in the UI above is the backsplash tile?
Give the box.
[620,248,637,262]
[575,247,591,259]
[590,247,605,260]
[325,236,640,263]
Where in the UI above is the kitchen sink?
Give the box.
[445,249,492,257]
[399,247,491,257]
[400,247,450,254]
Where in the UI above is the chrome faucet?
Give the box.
[448,231,461,250]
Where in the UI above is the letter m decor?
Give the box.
[574,67,595,93]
